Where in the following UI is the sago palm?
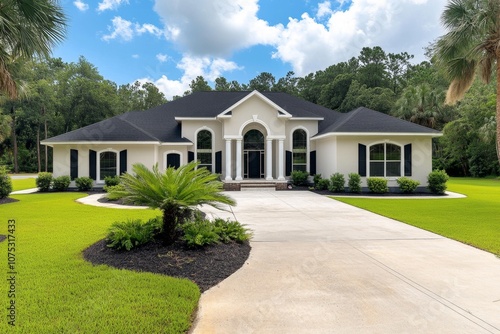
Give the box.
[111,162,236,244]
[0,0,66,98]
[433,0,500,164]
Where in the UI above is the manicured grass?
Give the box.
[333,178,500,256]
[0,193,200,333]
[10,177,37,191]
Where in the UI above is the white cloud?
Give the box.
[317,1,333,19]
[137,55,241,99]
[153,0,282,56]
[74,0,89,12]
[272,0,448,75]
[97,0,128,12]
[156,54,168,62]
[132,54,139,59]
[102,17,163,41]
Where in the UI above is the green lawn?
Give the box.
[10,177,37,191]
[0,192,200,333]
[334,178,500,256]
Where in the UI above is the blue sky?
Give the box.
[54,0,448,99]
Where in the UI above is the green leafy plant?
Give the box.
[213,218,252,243]
[75,176,93,191]
[182,219,220,248]
[0,166,12,198]
[109,161,236,244]
[427,169,449,195]
[367,177,388,194]
[291,170,309,186]
[105,184,126,200]
[36,172,53,192]
[315,178,330,191]
[329,173,345,192]
[106,217,162,251]
[52,175,71,192]
[348,173,362,193]
[396,177,420,194]
[313,174,322,186]
[104,175,120,188]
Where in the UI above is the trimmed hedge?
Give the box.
[0,167,12,198]
[53,176,71,192]
[36,172,53,192]
[427,170,449,195]
[75,177,93,191]
[329,173,345,192]
[348,173,362,193]
[397,177,420,194]
[367,177,388,194]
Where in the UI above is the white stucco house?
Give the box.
[41,90,441,190]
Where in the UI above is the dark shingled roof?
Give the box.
[44,92,439,143]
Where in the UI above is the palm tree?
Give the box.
[433,0,500,165]
[110,162,236,244]
[0,0,66,98]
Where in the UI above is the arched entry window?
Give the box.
[369,143,401,177]
[197,130,212,172]
[99,151,117,180]
[292,129,307,172]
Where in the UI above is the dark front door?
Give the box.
[248,151,261,178]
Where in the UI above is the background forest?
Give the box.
[0,46,498,177]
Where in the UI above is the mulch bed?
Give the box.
[83,239,251,292]
[0,198,19,205]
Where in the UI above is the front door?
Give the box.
[244,129,265,179]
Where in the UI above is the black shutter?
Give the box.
[310,151,317,175]
[358,144,366,177]
[215,151,222,174]
[286,150,292,176]
[70,149,78,180]
[89,150,96,180]
[119,150,127,175]
[404,144,412,176]
[166,153,181,169]
[188,151,195,163]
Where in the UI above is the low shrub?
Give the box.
[427,170,449,195]
[329,173,345,192]
[182,219,220,248]
[104,175,120,188]
[75,177,93,191]
[0,166,12,198]
[36,172,53,192]
[367,177,388,194]
[348,173,362,193]
[52,175,71,192]
[396,177,420,194]
[313,174,322,186]
[213,218,252,243]
[105,184,126,200]
[291,170,309,186]
[315,178,330,191]
[106,217,162,251]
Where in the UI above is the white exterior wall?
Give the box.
[315,135,434,186]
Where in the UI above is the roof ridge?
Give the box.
[328,107,361,131]
[118,112,161,142]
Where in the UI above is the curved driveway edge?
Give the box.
[193,191,500,334]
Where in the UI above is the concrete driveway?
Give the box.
[192,191,500,334]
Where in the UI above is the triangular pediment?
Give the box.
[218,90,292,118]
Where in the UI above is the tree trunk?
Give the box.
[10,106,18,174]
[161,208,180,245]
[37,125,41,173]
[44,108,48,172]
[497,58,500,167]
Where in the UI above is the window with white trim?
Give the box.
[197,130,212,172]
[369,143,401,177]
[292,129,307,172]
[99,151,117,179]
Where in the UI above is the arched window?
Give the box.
[166,153,181,169]
[369,143,401,177]
[292,129,307,172]
[197,130,212,172]
[99,151,117,179]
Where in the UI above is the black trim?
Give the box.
[310,151,317,175]
[286,151,292,176]
[358,144,366,177]
[404,144,412,176]
[215,151,222,174]
[188,151,195,163]
[70,149,78,180]
[120,150,127,175]
[89,150,96,180]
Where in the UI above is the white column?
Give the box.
[266,138,273,180]
[225,139,232,181]
[278,139,285,180]
[235,139,243,180]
